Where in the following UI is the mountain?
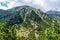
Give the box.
[0,6,60,40]
[0,6,58,27]
[0,6,58,30]
[46,10,60,26]
[46,10,60,14]
[46,10,60,16]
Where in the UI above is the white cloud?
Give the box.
[0,0,26,10]
[0,4,7,10]
[0,0,60,11]
[0,0,19,10]
[23,0,32,3]
[32,0,50,11]
[49,0,57,2]
[7,1,16,9]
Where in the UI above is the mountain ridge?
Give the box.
[0,6,58,30]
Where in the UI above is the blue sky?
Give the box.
[0,2,9,7]
[0,0,60,12]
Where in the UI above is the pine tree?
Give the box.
[44,20,58,40]
[27,30,36,40]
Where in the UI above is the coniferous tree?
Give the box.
[44,20,58,40]
[28,30,36,40]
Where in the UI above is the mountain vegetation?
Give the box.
[0,6,60,40]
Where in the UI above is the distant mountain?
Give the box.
[0,9,6,14]
[46,10,60,14]
[46,10,60,17]
[46,10,60,26]
[46,10,60,18]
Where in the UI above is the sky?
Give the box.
[0,0,60,12]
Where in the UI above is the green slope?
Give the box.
[0,6,57,27]
[0,6,60,40]
[0,6,51,25]
[0,6,57,30]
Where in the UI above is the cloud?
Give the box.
[0,0,60,11]
[0,4,7,10]
[49,0,57,2]
[0,0,17,10]
[0,2,9,7]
